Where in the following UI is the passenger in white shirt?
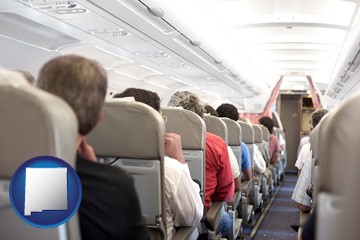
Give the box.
[295,142,312,175]
[227,146,241,191]
[113,88,203,240]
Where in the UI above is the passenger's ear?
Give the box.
[97,110,104,123]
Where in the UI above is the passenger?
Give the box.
[113,88,203,240]
[37,55,149,240]
[295,109,329,174]
[204,104,218,116]
[204,103,241,192]
[216,103,252,180]
[14,69,35,85]
[291,109,328,232]
[297,134,310,158]
[259,116,281,166]
[168,91,234,238]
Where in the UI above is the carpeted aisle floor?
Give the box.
[243,174,300,240]
[251,174,299,240]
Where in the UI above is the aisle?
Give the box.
[251,174,299,240]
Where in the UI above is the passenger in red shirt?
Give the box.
[168,91,234,237]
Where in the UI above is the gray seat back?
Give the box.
[87,100,166,238]
[203,115,228,144]
[258,125,270,165]
[316,96,360,240]
[238,121,255,167]
[0,73,79,240]
[220,117,242,172]
[162,107,206,198]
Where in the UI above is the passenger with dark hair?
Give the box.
[114,88,203,240]
[37,55,149,240]
[216,103,239,121]
[295,109,329,174]
[216,103,252,180]
[168,91,234,238]
[259,116,281,165]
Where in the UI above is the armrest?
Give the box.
[172,226,199,240]
[227,190,241,211]
[241,179,253,197]
[206,202,225,230]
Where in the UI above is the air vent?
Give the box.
[87,28,131,37]
[19,0,87,14]
[334,87,341,93]
[170,62,189,69]
[340,74,351,83]
[136,50,169,58]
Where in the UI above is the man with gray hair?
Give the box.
[168,91,234,238]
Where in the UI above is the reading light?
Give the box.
[190,40,201,47]
[148,7,164,18]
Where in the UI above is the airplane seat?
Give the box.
[86,100,171,240]
[252,125,268,200]
[0,75,80,240]
[203,115,228,143]
[162,107,206,199]
[203,115,241,239]
[273,127,286,180]
[315,97,360,240]
[220,117,243,239]
[258,125,274,194]
[237,121,256,224]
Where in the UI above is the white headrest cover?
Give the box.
[87,101,164,159]
[0,74,78,179]
[162,107,205,150]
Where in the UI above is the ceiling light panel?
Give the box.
[113,64,163,80]
[145,75,189,89]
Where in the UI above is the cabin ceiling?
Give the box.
[1,0,360,112]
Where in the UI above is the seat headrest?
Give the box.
[220,118,241,146]
[0,73,78,179]
[203,115,228,144]
[87,101,164,159]
[237,121,254,144]
[162,107,205,150]
[258,125,269,141]
[252,125,263,143]
[318,96,360,194]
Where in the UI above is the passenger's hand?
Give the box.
[78,137,97,162]
[164,133,185,164]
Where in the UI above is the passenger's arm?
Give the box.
[270,151,280,165]
[77,137,97,162]
[297,203,311,213]
[165,133,185,164]
[234,176,241,192]
[174,164,204,226]
[242,168,252,181]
